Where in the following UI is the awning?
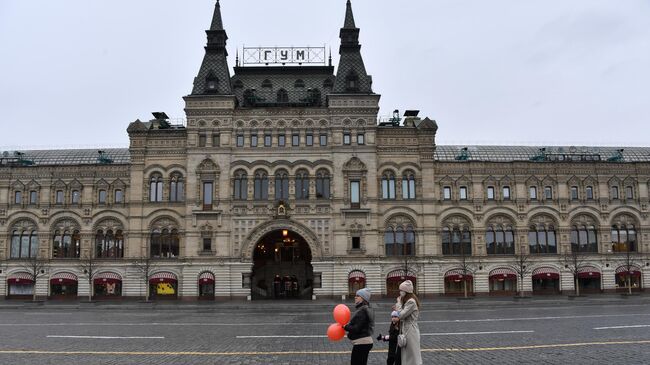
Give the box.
[577,266,601,279]
[386,270,416,283]
[615,266,642,278]
[198,271,215,284]
[94,272,122,284]
[149,272,177,284]
[348,270,366,283]
[489,268,517,280]
[50,272,78,285]
[7,272,34,284]
[444,269,472,282]
[532,267,560,280]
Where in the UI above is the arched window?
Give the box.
[442,227,472,255]
[10,228,38,259]
[274,171,289,201]
[169,173,184,202]
[149,174,163,202]
[611,225,637,253]
[385,225,415,256]
[528,225,557,254]
[295,170,309,200]
[323,78,334,89]
[309,89,321,106]
[486,226,515,255]
[277,89,289,103]
[150,229,180,258]
[53,230,80,258]
[316,170,330,199]
[381,171,396,200]
[261,79,273,89]
[95,229,124,258]
[402,171,416,200]
[254,171,268,200]
[571,225,598,253]
[294,79,305,88]
[233,170,248,200]
[405,226,415,255]
[384,228,395,256]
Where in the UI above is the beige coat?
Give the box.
[396,298,422,365]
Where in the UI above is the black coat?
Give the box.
[344,303,375,340]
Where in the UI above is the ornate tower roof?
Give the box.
[333,0,373,94]
[191,0,232,95]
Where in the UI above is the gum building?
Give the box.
[1,1,649,300]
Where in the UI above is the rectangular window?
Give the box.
[72,190,80,204]
[212,134,220,147]
[278,135,286,147]
[203,238,212,252]
[626,186,634,199]
[443,186,451,200]
[571,186,579,200]
[544,186,553,200]
[487,186,495,200]
[343,133,351,145]
[320,134,327,146]
[236,135,244,147]
[29,191,37,204]
[313,273,322,288]
[56,190,64,204]
[14,191,22,204]
[611,186,619,200]
[242,273,251,289]
[357,133,365,145]
[203,182,213,210]
[250,134,258,147]
[503,186,511,200]
[529,186,537,200]
[306,134,313,146]
[292,134,300,146]
[115,189,124,203]
[586,186,594,200]
[352,237,361,250]
[264,134,272,147]
[198,134,206,147]
[350,180,361,208]
[98,190,107,204]
[459,186,468,200]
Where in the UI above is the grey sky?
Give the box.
[1,0,648,149]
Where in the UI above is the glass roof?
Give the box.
[435,145,650,163]
[0,149,130,166]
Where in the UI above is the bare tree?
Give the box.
[78,252,100,302]
[562,248,588,296]
[132,257,156,301]
[613,246,643,295]
[453,248,480,299]
[19,256,48,302]
[510,248,534,297]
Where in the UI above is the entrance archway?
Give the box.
[252,229,313,300]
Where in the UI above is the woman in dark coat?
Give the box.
[344,288,375,365]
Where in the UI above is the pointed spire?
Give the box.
[191,1,232,95]
[344,0,356,29]
[210,0,224,30]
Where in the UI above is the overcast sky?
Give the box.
[1,0,648,149]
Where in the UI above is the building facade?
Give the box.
[1,1,649,300]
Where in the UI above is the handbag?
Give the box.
[397,321,413,348]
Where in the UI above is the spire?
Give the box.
[191,1,232,95]
[333,0,373,93]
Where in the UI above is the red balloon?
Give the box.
[333,304,351,326]
[327,323,346,341]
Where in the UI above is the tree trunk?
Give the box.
[575,276,580,296]
[463,279,468,298]
[88,279,93,302]
[628,275,632,295]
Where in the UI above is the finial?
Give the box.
[236,49,239,67]
[328,47,332,66]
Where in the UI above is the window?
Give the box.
[610,186,619,200]
[14,191,22,204]
[611,225,637,253]
[56,190,64,205]
[236,134,244,147]
[295,171,309,200]
[278,135,286,147]
[233,171,248,200]
[10,229,38,259]
[264,134,272,147]
[384,225,415,256]
[29,191,37,205]
[316,170,330,199]
[261,79,272,88]
[459,186,468,200]
[198,134,206,147]
[114,189,124,203]
[292,134,300,146]
[212,134,220,147]
[254,172,269,200]
[52,230,81,258]
[169,174,184,202]
[442,227,472,256]
[306,134,313,146]
[625,186,634,200]
[544,186,553,200]
[95,230,124,258]
[149,175,163,202]
[343,133,351,145]
[381,172,396,200]
[203,238,212,252]
[528,225,557,254]
[350,180,360,208]
[294,79,305,88]
[274,171,289,201]
[357,133,365,145]
[345,72,359,91]
[503,186,511,200]
[402,172,416,200]
[570,226,598,253]
[320,134,327,146]
[529,186,537,200]
[71,190,80,204]
[571,186,579,200]
[150,229,180,258]
[277,89,289,103]
[98,190,107,204]
[486,226,515,255]
[202,182,213,210]
[487,186,495,200]
[351,236,361,250]
[443,186,451,200]
[586,186,594,200]
[250,134,258,147]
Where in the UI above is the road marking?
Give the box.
[594,325,650,330]
[419,313,650,324]
[46,335,164,339]
[422,330,534,336]
[0,340,648,357]
[237,335,327,339]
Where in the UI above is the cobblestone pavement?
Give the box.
[1,298,650,364]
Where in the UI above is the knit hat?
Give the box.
[356,288,371,302]
[391,311,400,318]
[399,280,414,294]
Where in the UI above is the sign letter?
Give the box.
[280,50,289,61]
[295,50,305,61]
[264,50,273,62]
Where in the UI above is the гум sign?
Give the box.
[242,47,326,65]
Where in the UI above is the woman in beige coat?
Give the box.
[395,280,422,365]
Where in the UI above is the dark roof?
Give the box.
[435,145,650,163]
[0,149,130,167]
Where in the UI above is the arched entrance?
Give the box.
[252,229,313,300]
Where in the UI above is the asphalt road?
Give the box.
[0,300,649,364]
